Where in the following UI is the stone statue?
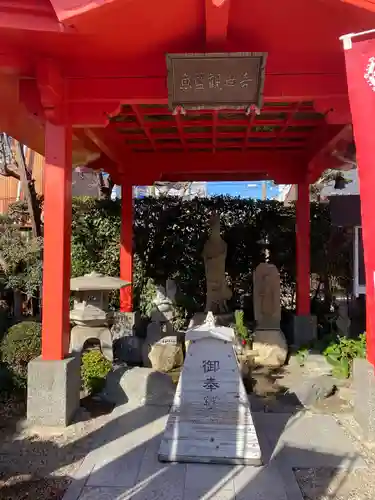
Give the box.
[202,213,232,314]
[253,263,281,330]
[252,263,287,368]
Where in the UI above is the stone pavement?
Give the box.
[63,402,367,500]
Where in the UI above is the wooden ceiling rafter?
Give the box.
[132,104,157,151]
[174,112,188,152]
[108,101,326,155]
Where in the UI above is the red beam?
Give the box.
[307,124,353,182]
[49,0,114,22]
[134,142,305,151]
[118,131,311,141]
[113,118,323,129]
[110,104,316,116]
[42,123,72,360]
[84,127,128,164]
[340,0,375,12]
[120,182,133,312]
[0,2,72,32]
[160,172,284,182]
[66,73,349,104]
[119,150,304,182]
[205,0,231,49]
[296,180,311,315]
[313,96,351,124]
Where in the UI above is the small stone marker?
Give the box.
[158,312,262,465]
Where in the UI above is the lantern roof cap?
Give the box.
[70,271,130,291]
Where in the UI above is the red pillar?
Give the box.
[120,182,133,312]
[42,123,72,360]
[296,180,310,315]
[342,33,375,364]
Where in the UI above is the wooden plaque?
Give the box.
[166,52,267,111]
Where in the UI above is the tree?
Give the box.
[310,139,357,202]
[152,182,194,198]
[0,134,42,237]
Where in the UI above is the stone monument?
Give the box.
[202,214,232,314]
[158,312,262,465]
[252,263,287,367]
[143,279,183,369]
[150,279,177,325]
[69,272,130,361]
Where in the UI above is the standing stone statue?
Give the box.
[253,262,281,330]
[202,213,232,314]
[252,262,287,367]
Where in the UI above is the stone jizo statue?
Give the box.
[202,213,232,314]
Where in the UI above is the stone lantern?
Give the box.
[69,271,130,361]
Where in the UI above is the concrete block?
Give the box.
[27,355,81,427]
[353,357,375,442]
[293,314,317,347]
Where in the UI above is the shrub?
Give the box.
[81,349,112,395]
[323,333,366,378]
[0,321,41,388]
[234,309,251,346]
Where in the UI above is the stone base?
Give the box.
[252,329,288,368]
[101,366,176,406]
[353,358,375,442]
[112,312,143,364]
[293,314,317,347]
[27,355,81,427]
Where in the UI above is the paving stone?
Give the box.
[185,463,236,491]
[136,435,168,481]
[233,464,288,500]
[79,486,132,499]
[86,445,145,487]
[131,464,186,500]
[257,413,367,469]
[65,406,368,500]
[184,488,235,500]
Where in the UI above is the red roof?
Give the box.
[0,0,370,184]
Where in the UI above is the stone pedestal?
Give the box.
[101,366,176,406]
[293,314,317,347]
[159,313,262,465]
[353,358,375,443]
[27,355,80,427]
[252,329,288,367]
[112,311,142,364]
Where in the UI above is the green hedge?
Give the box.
[71,196,352,320]
[0,321,41,388]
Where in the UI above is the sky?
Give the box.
[121,180,289,200]
[206,181,282,199]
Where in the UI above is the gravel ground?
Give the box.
[294,467,374,500]
[0,395,116,500]
[294,412,375,500]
